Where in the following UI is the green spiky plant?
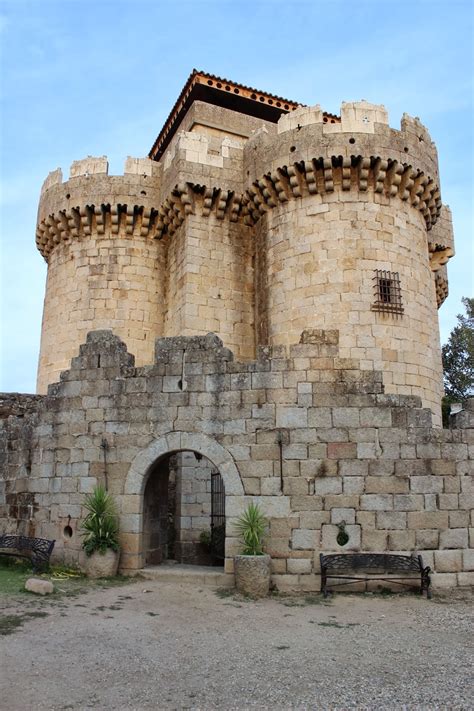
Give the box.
[234,502,268,556]
[81,485,119,556]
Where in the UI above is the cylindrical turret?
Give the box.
[244,102,454,426]
[35,95,455,427]
[36,157,165,392]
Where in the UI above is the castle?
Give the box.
[1,71,472,590]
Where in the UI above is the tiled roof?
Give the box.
[148,69,303,161]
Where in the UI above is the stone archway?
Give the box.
[119,432,244,572]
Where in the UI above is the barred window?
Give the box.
[372,270,403,316]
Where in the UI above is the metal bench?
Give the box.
[0,534,55,572]
[320,553,431,599]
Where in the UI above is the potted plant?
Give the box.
[234,502,271,598]
[81,485,120,578]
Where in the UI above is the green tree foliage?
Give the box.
[442,297,474,424]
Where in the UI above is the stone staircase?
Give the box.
[139,563,234,589]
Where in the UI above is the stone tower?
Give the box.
[35,71,454,425]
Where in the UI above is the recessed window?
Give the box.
[372,270,403,316]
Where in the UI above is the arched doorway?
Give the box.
[143,450,225,567]
[122,432,245,573]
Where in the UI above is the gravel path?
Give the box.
[1,579,473,710]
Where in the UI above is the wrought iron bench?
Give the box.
[0,534,55,572]
[320,553,431,599]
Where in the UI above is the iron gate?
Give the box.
[210,470,225,565]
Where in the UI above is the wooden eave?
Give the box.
[148,70,304,161]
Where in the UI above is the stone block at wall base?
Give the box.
[271,574,301,593]
[299,574,323,592]
[462,549,474,570]
[287,558,312,574]
[457,572,474,586]
[431,572,458,589]
[434,550,462,573]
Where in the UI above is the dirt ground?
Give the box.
[0,577,473,711]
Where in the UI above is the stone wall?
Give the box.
[174,451,215,564]
[256,193,444,425]
[1,330,472,591]
[37,234,166,393]
[35,100,455,424]
[164,214,255,361]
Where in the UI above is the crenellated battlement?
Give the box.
[243,103,440,223]
[37,156,162,259]
[34,79,455,422]
[37,103,446,261]
[40,155,160,194]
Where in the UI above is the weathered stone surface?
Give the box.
[84,549,119,579]
[439,529,469,550]
[25,578,54,595]
[234,554,271,598]
[1,319,473,592]
[434,550,462,573]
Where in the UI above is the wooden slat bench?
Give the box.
[320,553,432,599]
[0,534,55,572]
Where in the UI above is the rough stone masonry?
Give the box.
[1,71,471,590]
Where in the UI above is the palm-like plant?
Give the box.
[81,485,119,556]
[234,502,268,556]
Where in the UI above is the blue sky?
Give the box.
[0,0,472,393]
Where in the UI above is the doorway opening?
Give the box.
[143,450,225,567]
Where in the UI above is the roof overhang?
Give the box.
[148,70,303,161]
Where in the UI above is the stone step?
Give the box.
[139,563,235,589]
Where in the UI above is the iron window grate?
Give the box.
[372,270,404,316]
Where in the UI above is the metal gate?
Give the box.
[210,470,225,565]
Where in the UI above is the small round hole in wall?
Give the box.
[66,193,70,199]
[336,522,349,546]
[290,146,296,152]
[349,137,355,144]
[63,525,73,539]
[404,146,409,153]
[140,190,146,195]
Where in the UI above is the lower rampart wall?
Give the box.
[1,330,473,591]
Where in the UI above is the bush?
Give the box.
[81,485,119,556]
[234,502,268,556]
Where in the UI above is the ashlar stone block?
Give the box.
[434,550,462,573]
[292,528,318,550]
[439,528,468,549]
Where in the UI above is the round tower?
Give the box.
[36,156,165,392]
[243,102,454,426]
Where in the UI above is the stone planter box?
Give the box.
[234,554,271,598]
[84,549,120,579]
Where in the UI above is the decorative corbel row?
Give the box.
[239,155,441,230]
[434,267,449,308]
[36,203,164,258]
[36,158,444,261]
